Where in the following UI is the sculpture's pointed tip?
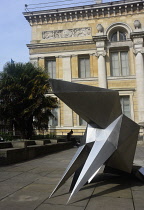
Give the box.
[49,190,55,199]
[49,194,52,199]
[67,196,71,205]
[67,191,75,204]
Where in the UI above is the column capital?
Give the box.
[131,32,144,50]
[38,57,45,59]
[71,54,78,57]
[133,37,143,45]
[89,53,96,56]
[133,48,144,55]
[95,50,106,57]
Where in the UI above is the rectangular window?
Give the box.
[120,96,131,119]
[111,51,129,76]
[49,108,58,127]
[78,55,90,78]
[45,58,56,79]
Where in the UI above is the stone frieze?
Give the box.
[42,27,91,39]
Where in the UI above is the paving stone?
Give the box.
[35,175,72,186]
[26,167,53,176]
[2,166,37,172]
[0,146,143,210]
[8,172,42,184]
[132,190,144,210]
[131,181,144,191]
[36,203,84,210]
[92,183,132,199]
[0,183,53,210]
[85,196,134,210]
[45,184,93,207]
[0,171,22,182]
[0,181,31,200]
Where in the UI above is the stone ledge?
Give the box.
[0,139,52,149]
[0,141,73,166]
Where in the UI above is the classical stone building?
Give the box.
[24,0,144,136]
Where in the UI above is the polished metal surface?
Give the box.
[139,167,144,175]
[49,79,122,129]
[49,143,93,198]
[49,79,140,203]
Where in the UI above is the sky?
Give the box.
[0,0,118,71]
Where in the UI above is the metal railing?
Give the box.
[24,0,122,12]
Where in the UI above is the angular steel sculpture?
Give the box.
[49,79,140,202]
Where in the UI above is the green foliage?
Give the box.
[0,132,14,141]
[0,62,58,139]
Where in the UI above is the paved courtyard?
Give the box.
[0,144,144,210]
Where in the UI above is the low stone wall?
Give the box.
[0,140,73,166]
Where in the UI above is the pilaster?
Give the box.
[131,31,144,122]
[61,55,73,127]
[71,55,78,79]
[38,57,45,69]
[62,55,72,82]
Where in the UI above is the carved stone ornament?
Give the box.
[42,27,91,39]
[95,50,106,57]
[133,38,143,45]
[96,24,103,33]
[134,20,141,29]
[96,41,105,48]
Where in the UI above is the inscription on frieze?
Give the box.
[42,27,91,39]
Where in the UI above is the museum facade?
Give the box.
[24,0,144,136]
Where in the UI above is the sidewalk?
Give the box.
[0,144,144,210]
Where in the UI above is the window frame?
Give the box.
[46,94,60,128]
[49,107,59,127]
[78,55,90,79]
[110,50,129,77]
[45,57,56,79]
[119,91,134,120]
[120,96,131,119]
[111,30,126,42]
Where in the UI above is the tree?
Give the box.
[0,62,58,139]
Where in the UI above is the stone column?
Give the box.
[93,32,107,89]
[62,55,73,127]
[96,51,107,88]
[134,49,144,122]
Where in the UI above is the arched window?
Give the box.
[111,31,126,42]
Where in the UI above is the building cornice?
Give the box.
[23,0,144,26]
[27,39,94,49]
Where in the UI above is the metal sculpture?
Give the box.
[49,79,143,202]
